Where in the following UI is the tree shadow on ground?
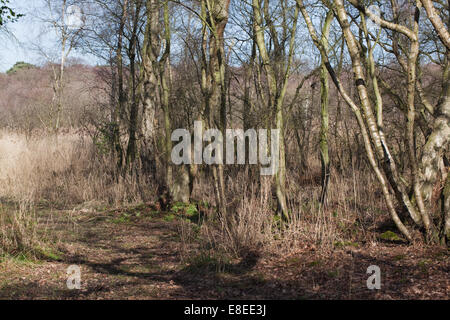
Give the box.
[1,210,448,299]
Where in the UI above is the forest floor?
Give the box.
[0,202,448,300]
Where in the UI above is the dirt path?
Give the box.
[0,205,448,299]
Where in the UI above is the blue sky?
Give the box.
[0,0,97,72]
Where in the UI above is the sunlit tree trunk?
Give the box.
[319,11,333,207]
[252,0,298,220]
[198,0,230,217]
[159,0,173,192]
[443,173,450,244]
[421,52,450,200]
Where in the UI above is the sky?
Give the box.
[0,0,98,72]
[0,0,346,74]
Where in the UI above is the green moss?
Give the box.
[167,202,200,222]
[38,248,62,261]
[171,202,186,213]
[163,214,176,222]
[334,241,359,248]
[272,214,282,230]
[14,253,35,264]
[111,213,131,224]
[0,252,41,265]
[380,231,402,241]
[185,204,198,217]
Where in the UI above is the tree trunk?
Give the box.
[319,11,333,207]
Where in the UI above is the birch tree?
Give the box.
[252,0,299,220]
[319,10,333,206]
[197,0,231,217]
[298,0,449,243]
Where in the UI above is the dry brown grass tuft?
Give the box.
[0,200,39,257]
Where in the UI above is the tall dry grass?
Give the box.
[181,159,385,262]
[0,200,39,257]
[0,129,386,260]
[0,130,155,207]
[0,129,156,256]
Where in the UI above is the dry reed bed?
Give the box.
[0,130,153,206]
